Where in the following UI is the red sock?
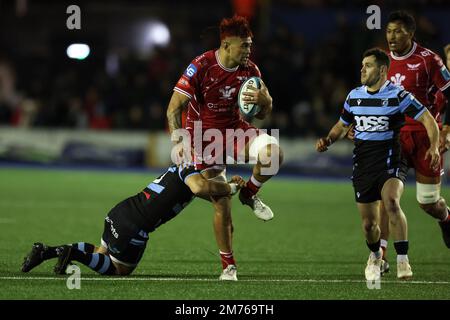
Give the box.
[443,210,450,223]
[241,176,262,199]
[381,246,387,259]
[220,251,236,269]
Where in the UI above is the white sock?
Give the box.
[380,239,388,249]
[250,175,263,188]
[397,255,409,263]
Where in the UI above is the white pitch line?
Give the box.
[1,276,449,285]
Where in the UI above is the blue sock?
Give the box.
[70,249,116,275]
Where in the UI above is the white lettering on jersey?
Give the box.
[420,50,431,57]
[391,73,406,86]
[354,116,389,131]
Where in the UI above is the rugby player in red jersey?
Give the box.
[166,15,283,280]
[379,11,450,273]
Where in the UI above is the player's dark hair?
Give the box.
[387,11,416,34]
[363,48,390,69]
[219,15,253,40]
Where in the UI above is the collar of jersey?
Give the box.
[215,50,239,72]
[364,80,390,94]
[390,42,417,61]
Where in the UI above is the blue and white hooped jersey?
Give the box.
[340,80,426,141]
[339,80,426,174]
[136,164,200,232]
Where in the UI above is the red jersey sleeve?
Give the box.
[174,55,205,99]
[429,51,450,92]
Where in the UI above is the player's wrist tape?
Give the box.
[229,183,238,195]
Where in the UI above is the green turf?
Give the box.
[0,167,449,300]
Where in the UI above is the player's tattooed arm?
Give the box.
[316,120,349,152]
[167,91,190,142]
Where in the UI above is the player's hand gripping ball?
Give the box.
[238,76,261,117]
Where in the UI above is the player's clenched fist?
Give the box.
[316,137,332,152]
[425,147,440,172]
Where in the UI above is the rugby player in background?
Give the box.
[378,11,450,273]
[317,48,440,280]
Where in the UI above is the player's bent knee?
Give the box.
[383,198,401,216]
[416,182,440,205]
[362,220,378,233]
[250,133,279,163]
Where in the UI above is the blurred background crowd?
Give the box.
[1,0,450,138]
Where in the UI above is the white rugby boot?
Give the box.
[219,265,238,281]
[239,192,274,221]
[365,251,383,281]
[397,260,413,280]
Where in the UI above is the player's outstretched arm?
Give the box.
[185,174,246,198]
[417,109,440,171]
[316,120,349,152]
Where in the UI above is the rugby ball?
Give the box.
[238,76,261,117]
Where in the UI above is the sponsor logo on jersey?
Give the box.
[354,115,389,131]
[391,73,406,86]
[407,63,421,71]
[184,64,197,78]
[219,86,236,100]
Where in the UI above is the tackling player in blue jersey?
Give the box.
[316,48,440,281]
[21,163,245,280]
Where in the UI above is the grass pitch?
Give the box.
[0,167,449,300]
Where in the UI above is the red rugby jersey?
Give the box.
[388,42,450,131]
[174,50,261,132]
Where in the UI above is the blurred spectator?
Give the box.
[0,60,21,124]
[0,1,449,136]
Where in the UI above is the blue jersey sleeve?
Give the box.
[398,90,426,120]
[339,94,353,125]
[178,164,201,184]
